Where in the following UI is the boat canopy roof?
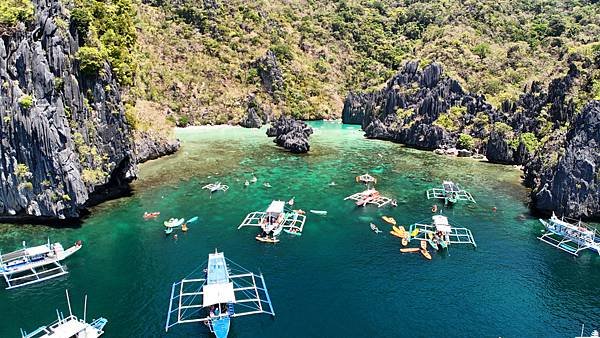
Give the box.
[357,173,376,182]
[207,252,230,284]
[432,215,452,233]
[202,282,236,306]
[25,245,51,256]
[266,200,285,214]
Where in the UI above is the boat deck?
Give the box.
[237,211,306,233]
[408,222,477,248]
[344,190,393,208]
[23,315,103,338]
[165,254,275,333]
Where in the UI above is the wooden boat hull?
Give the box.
[255,236,280,243]
[420,249,432,260]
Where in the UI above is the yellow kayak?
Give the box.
[400,248,420,253]
[382,216,397,226]
[427,232,434,239]
[410,228,419,237]
[420,249,432,260]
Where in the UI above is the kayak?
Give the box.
[420,249,432,260]
[310,210,327,215]
[401,238,408,246]
[182,223,188,232]
[392,225,405,235]
[186,216,199,224]
[382,216,396,225]
[165,227,174,235]
[284,229,302,236]
[144,211,160,219]
[164,218,185,228]
[420,240,427,250]
[410,228,419,237]
[400,248,420,253]
[255,236,280,243]
[390,231,404,239]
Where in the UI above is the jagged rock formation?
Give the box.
[134,131,180,163]
[342,61,492,150]
[239,94,264,128]
[0,0,136,220]
[527,101,600,218]
[253,50,284,101]
[266,116,312,153]
[342,59,600,219]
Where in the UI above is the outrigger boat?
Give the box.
[1,240,82,289]
[21,290,107,338]
[355,173,377,185]
[345,189,393,208]
[202,182,229,193]
[538,212,600,256]
[426,180,476,205]
[238,200,307,241]
[20,290,107,338]
[165,250,275,338]
[407,215,477,249]
[143,211,160,219]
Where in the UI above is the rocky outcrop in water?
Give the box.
[266,116,312,153]
[527,101,600,218]
[134,131,180,163]
[0,0,136,220]
[239,94,264,128]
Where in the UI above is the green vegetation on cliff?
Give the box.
[131,0,600,125]
[0,0,34,30]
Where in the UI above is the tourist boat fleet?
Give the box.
[7,169,599,337]
[166,250,275,338]
[20,290,107,338]
[0,239,82,289]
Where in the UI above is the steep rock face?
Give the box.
[342,61,492,150]
[253,51,284,101]
[266,116,312,153]
[528,101,600,218]
[0,0,136,220]
[239,94,264,128]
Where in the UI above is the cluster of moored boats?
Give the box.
[4,170,599,338]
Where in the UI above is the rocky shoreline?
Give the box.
[342,60,600,220]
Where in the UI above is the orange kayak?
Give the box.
[400,247,420,253]
[421,249,432,260]
[392,225,405,235]
[390,231,404,238]
[382,216,397,225]
[402,237,408,246]
[420,240,427,250]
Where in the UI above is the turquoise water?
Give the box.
[1,121,599,337]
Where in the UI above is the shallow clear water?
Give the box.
[0,121,598,337]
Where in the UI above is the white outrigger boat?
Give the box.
[408,215,477,250]
[355,173,377,185]
[344,189,393,208]
[426,180,476,205]
[165,250,275,338]
[202,182,229,193]
[576,324,599,338]
[1,239,82,289]
[20,290,107,338]
[238,200,306,242]
[539,212,600,256]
